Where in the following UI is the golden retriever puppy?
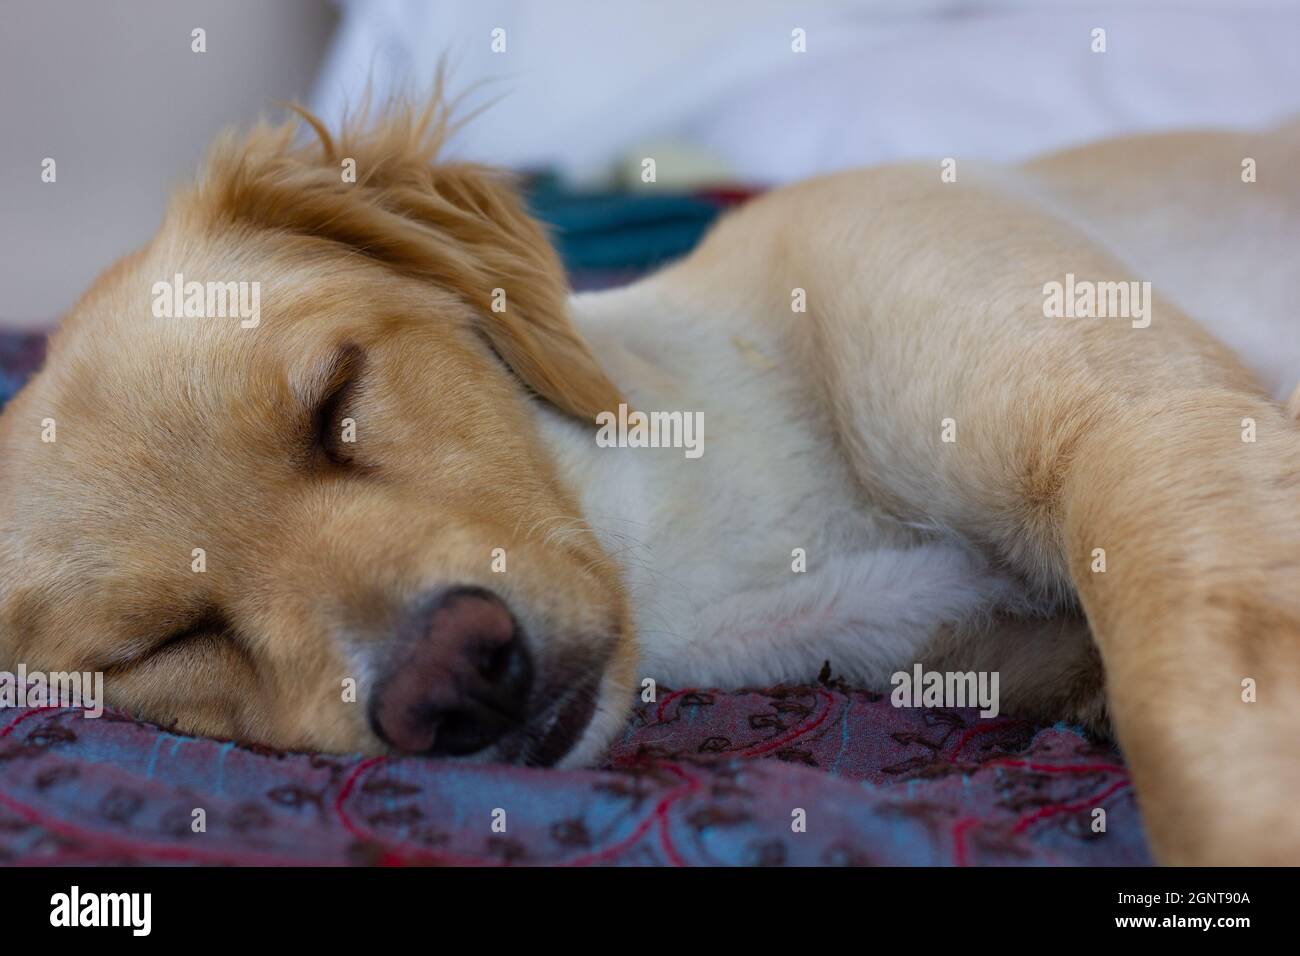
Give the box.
[1,100,1297,865]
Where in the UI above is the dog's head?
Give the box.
[0,100,636,766]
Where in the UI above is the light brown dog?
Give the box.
[1,100,1297,865]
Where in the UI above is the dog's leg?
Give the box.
[1055,393,1300,864]
[682,167,1300,863]
[924,612,1109,734]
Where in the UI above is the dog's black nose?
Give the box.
[369,586,533,756]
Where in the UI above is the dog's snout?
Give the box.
[370,586,534,756]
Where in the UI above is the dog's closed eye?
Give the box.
[148,608,230,658]
[307,345,365,469]
[100,607,232,673]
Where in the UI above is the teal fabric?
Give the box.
[527,179,729,271]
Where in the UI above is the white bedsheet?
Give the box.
[311,0,1300,184]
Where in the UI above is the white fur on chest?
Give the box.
[536,279,1012,691]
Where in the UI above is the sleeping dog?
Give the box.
[1,100,1298,865]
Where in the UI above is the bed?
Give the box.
[0,184,1150,866]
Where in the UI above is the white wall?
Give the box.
[0,0,337,328]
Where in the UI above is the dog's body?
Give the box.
[553,123,1300,728]
[1,106,1298,864]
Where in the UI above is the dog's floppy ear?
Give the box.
[192,98,622,421]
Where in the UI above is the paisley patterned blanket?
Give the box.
[0,683,1148,865]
